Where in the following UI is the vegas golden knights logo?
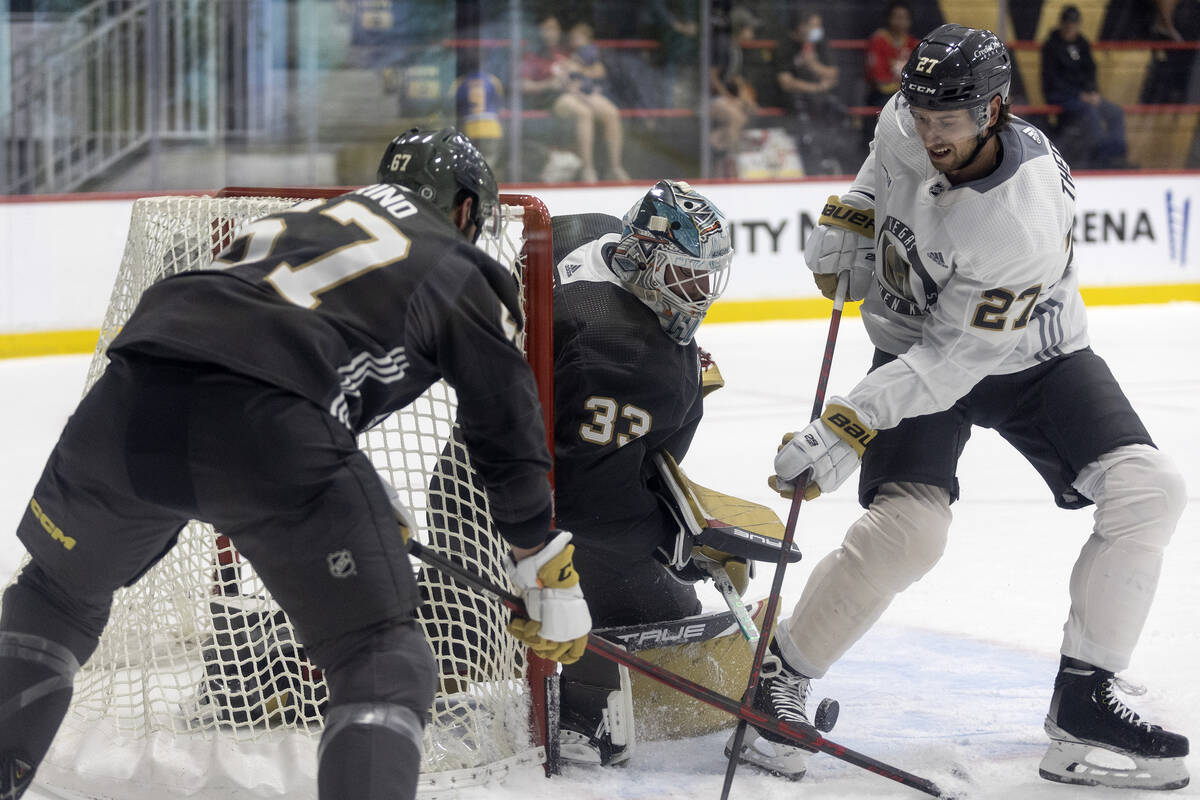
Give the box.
[882,240,913,301]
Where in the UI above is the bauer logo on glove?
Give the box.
[770,397,877,500]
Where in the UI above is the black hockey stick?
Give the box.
[406,536,950,798]
[720,272,850,800]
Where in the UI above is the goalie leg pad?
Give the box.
[1063,444,1187,672]
[777,481,950,678]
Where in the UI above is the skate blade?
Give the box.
[1039,739,1190,790]
[724,728,810,781]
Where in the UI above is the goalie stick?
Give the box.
[406,537,951,799]
[720,271,849,799]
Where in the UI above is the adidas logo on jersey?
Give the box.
[926,251,947,268]
[1022,126,1044,145]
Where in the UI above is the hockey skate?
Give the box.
[2,752,35,800]
[724,643,814,780]
[1039,657,1189,790]
[558,664,635,767]
[558,706,633,767]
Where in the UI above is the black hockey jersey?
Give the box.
[110,185,551,546]
[551,214,704,559]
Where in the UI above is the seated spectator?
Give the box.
[1041,5,1130,168]
[1142,0,1200,103]
[1152,0,1185,40]
[518,16,630,183]
[864,1,919,108]
[710,5,763,173]
[774,9,857,174]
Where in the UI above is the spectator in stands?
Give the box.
[518,16,630,183]
[864,1,919,108]
[774,8,856,174]
[710,5,763,174]
[1042,5,1130,169]
[1153,0,1185,40]
[1142,0,1200,103]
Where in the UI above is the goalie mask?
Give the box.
[377,127,500,243]
[610,180,733,345]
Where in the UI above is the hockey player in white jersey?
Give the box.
[733,24,1190,790]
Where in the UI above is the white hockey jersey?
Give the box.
[844,94,1089,431]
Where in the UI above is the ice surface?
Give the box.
[4,304,1197,799]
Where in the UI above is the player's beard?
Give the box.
[928,136,977,173]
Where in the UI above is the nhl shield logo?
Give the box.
[327,549,357,579]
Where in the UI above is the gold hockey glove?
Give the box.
[504,531,591,664]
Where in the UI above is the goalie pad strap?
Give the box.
[818,194,875,238]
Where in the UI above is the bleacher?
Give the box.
[452,0,1200,178]
[5,0,1198,194]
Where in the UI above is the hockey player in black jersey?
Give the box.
[0,128,591,800]
[547,180,767,767]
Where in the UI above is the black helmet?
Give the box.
[900,24,1011,114]
[377,127,499,238]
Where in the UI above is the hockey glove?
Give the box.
[770,397,876,500]
[504,531,592,664]
[804,194,876,302]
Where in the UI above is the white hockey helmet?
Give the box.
[610,180,733,345]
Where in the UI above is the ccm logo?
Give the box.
[29,498,76,551]
[906,83,936,94]
[826,412,875,448]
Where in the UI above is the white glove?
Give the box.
[803,193,876,302]
[771,397,877,500]
[504,531,592,663]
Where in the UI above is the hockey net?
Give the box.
[27,188,556,799]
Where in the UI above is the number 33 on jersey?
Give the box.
[580,397,652,447]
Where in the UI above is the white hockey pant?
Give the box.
[775,481,951,679]
[1062,444,1186,672]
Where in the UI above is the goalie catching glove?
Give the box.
[504,531,592,664]
[770,397,876,500]
[804,193,876,302]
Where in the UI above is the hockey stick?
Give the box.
[719,271,850,800]
[406,537,951,799]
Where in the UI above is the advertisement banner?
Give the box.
[533,173,1200,300]
[2,172,1198,341]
